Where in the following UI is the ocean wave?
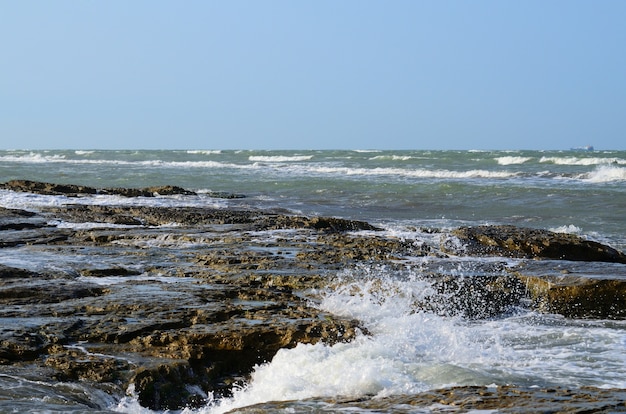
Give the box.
[0,190,227,210]
[549,224,582,234]
[369,155,419,161]
[540,156,626,166]
[0,152,67,163]
[202,266,626,413]
[304,165,517,179]
[0,153,244,170]
[495,156,533,165]
[248,155,314,162]
[187,150,222,155]
[579,165,626,183]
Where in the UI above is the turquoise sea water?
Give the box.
[1,149,626,413]
[2,149,625,249]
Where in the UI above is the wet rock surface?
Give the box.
[0,179,244,199]
[2,181,626,410]
[236,386,626,413]
[446,225,626,263]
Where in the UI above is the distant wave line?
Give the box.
[248,155,314,162]
[187,150,223,155]
[540,156,626,166]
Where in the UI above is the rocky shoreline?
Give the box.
[1,180,626,411]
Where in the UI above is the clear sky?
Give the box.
[2,1,625,150]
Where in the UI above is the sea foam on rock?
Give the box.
[2,181,626,410]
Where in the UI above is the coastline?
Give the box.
[1,181,626,412]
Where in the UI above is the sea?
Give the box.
[1,149,626,413]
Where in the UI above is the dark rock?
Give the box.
[0,180,197,198]
[100,185,197,197]
[444,225,626,263]
[80,267,143,277]
[0,207,50,234]
[0,331,49,363]
[498,260,626,319]
[0,264,42,279]
[306,216,382,232]
[4,184,626,410]
[421,275,527,319]
[0,180,98,196]
[0,282,108,305]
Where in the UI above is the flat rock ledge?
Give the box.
[236,385,626,413]
[0,179,244,198]
[445,225,626,263]
[1,181,626,410]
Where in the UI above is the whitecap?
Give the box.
[0,152,66,163]
[198,265,626,413]
[581,165,626,183]
[369,155,418,161]
[248,155,314,162]
[302,165,516,179]
[495,156,533,165]
[540,156,626,166]
[187,150,222,155]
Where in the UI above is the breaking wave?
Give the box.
[197,266,626,414]
[495,156,533,165]
[540,156,626,166]
[579,165,626,183]
[248,155,314,162]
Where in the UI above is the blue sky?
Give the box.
[2,1,625,150]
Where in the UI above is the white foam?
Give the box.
[0,153,241,170]
[197,266,626,413]
[301,165,516,179]
[78,274,185,286]
[187,150,223,155]
[0,190,228,210]
[0,152,66,163]
[540,156,626,166]
[48,220,140,230]
[581,165,626,183]
[369,155,419,161]
[549,224,582,234]
[0,151,515,181]
[495,156,533,165]
[248,155,314,162]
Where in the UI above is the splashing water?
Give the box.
[197,265,626,414]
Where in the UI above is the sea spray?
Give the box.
[198,265,626,414]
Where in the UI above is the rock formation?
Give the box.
[1,181,626,410]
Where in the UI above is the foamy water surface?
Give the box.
[2,149,626,413]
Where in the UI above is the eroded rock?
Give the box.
[512,261,626,319]
[444,225,626,263]
[2,183,626,410]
